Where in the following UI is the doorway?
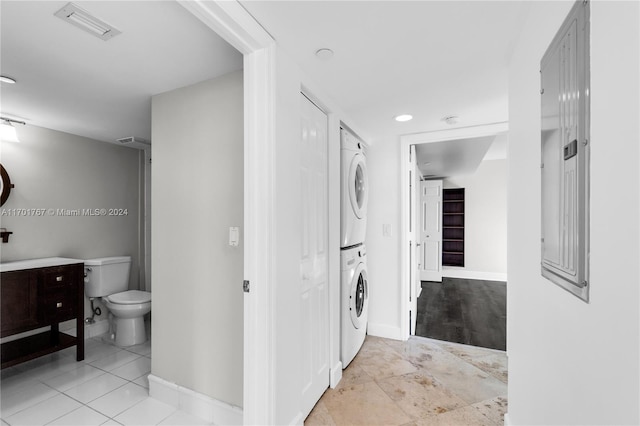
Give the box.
[400,123,509,343]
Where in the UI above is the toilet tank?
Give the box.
[84,256,131,298]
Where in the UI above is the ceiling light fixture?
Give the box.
[315,48,334,60]
[1,118,25,143]
[0,76,16,84]
[394,114,413,122]
[54,2,121,41]
[442,115,460,125]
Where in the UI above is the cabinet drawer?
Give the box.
[41,266,78,291]
[43,292,77,323]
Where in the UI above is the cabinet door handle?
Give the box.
[56,302,63,308]
[56,276,63,282]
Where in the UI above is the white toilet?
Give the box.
[84,256,151,347]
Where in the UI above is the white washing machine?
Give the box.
[341,244,369,368]
[341,128,368,248]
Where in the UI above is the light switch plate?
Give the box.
[229,227,239,247]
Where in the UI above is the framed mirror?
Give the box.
[1,164,13,206]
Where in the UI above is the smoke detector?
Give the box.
[116,136,150,150]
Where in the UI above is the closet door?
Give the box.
[299,93,329,417]
[420,180,443,282]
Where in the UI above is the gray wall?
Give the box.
[0,125,143,320]
[151,70,243,407]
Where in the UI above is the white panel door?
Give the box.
[420,180,443,282]
[300,93,329,418]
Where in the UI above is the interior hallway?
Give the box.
[305,335,507,425]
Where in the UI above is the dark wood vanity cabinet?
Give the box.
[1,261,84,369]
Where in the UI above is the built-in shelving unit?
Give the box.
[442,188,465,267]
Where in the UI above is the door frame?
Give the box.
[179,3,352,422]
[179,2,275,423]
[408,145,418,335]
[399,122,508,340]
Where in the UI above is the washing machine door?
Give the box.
[348,153,368,219]
[350,263,369,329]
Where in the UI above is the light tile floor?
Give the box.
[2,334,506,426]
[0,336,211,426]
[305,335,508,426]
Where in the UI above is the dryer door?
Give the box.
[348,153,368,219]
[350,263,369,329]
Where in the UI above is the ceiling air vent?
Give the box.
[54,3,121,41]
[117,137,150,150]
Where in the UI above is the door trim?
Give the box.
[178,2,275,424]
[399,122,508,340]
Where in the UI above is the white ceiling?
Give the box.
[241,0,528,143]
[415,133,506,178]
[2,1,523,175]
[0,1,242,144]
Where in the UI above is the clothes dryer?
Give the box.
[341,128,368,248]
[341,244,369,368]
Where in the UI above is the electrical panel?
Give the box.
[540,0,590,301]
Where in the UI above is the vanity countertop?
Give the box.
[0,257,84,273]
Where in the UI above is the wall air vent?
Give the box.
[54,3,121,41]
[116,137,150,150]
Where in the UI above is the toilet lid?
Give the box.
[106,290,151,305]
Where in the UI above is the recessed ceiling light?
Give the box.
[394,114,413,122]
[0,76,16,84]
[423,162,431,166]
[315,48,334,60]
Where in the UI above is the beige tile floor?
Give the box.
[305,336,508,426]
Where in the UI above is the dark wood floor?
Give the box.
[415,277,506,351]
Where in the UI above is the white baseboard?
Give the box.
[503,412,512,425]
[149,374,243,425]
[330,361,343,389]
[367,323,403,341]
[442,269,507,282]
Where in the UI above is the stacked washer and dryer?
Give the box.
[340,128,369,368]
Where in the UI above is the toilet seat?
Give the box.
[106,290,151,305]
